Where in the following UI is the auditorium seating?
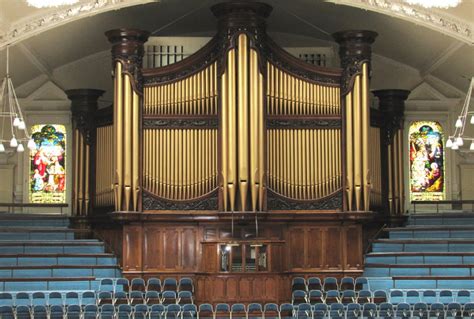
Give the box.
[364,212,474,290]
[0,214,120,292]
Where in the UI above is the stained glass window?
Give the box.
[29,124,66,203]
[409,121,445,201]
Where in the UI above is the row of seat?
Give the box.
[0,291,193,307]
[291,277,367,292]
[2,302,474,319]
[292,288,474,305]
[287,301,474,318]
[99,278,193,293]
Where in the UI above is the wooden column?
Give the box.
[67,89,104,216]
[105,29,149,212]
[333,30,377,212]
[373,89,410,215]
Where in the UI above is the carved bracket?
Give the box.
[143,117,218,129]
[142,191,219,210]
[266,118,341,129]
[266,190,343,210]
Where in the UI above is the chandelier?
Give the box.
[446,77,474,151]
[26,0,79,8]
[403,0,462,9]
[0,46,36,153]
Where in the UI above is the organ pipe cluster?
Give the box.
[344,63,371,211]
[72,129,90,215]
[143,62,218,116]
[220,34,265,212]
[369,126,382,208]
[95,125,114,207]
[143,129,218,200]
[113,62,141,212]
[267,63,340,116]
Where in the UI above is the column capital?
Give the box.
[373,89,410,145]
[105,29,150,63]
[373,89,410,116]
[66,89,104,144]
[332,30,378,69]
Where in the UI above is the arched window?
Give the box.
[409,121,445,201]
[29,124,66,203]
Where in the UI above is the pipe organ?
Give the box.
[83,1,414,303]
[104,3,379,214]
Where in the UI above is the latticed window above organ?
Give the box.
[284,47,337,68]
[143,37,211,68]
[143,37,336,68]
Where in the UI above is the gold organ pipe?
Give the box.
[73,129,79,214]
[78,133,84,215]
[185,130,191,199]
[132,90,139,211]
[85,143,90,215]
[95,129,100,206]
[114,62,123,211]
[258,73,265,211]
[227,49,237,209]
[361,63,371,211]
[394,131,400,214]
[388,143,393,214]
[308,129,314,198]
[197,71,202,114]
[237,34,249,211]
[250,49,259,212]
[392,131,398,213]
[398,128,404,214]
[213,62,217,114]
[192,74,197,115]
[345,91,353,210]
[123,74,133,211]
[353,75,362,211]
[221,71,228,211]
[190,129,195,199]
[204,68,209,115]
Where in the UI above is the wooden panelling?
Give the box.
[164,229,179,269]
[119,221,365,304]
[123,225,142,271]
[345,226,363,269]
[307,228,323,268]
[325,227,342,269]
[195,274,287,304]
[288,228,305,269]
[182,228,197,270]
[143,227,163,270]
[286,225,362,273]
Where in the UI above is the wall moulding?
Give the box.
[326,0,472,44]
[0,0,157,50]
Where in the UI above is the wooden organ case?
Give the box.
[102,2,380,303]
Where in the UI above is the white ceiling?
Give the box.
[0,0,472,107]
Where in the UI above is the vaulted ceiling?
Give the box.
[0,0,472,107]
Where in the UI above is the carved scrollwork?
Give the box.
[266,118,341,129]
[266,190,343,210]
[143,118,218,129]
[142,191,218,210]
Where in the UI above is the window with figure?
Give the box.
[29,124,66,203]
[409,121,445,201]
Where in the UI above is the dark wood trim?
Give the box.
[142,36,220,84]
[264,37,342,84]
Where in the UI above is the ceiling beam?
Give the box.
[17,43,65,91]
[420,41,464,77]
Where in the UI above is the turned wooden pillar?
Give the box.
[105,29,149,212]
[67,89,104,216]
[373,89,410,215]
[333,30,377,212]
